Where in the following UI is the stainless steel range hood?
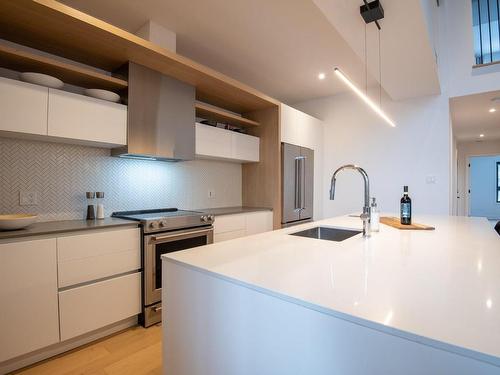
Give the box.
[112,62,195,161]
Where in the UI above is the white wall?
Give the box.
[456,139,500,216]
[280,104,324,220]
[294,90,451,218]
[442,0,500,98]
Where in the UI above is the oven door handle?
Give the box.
[150,228,213,243]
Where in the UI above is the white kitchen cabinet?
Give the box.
[213,210,273,242]
[245,211,274,235]
[0,239,59,362]
[57,228,141,288]
[48,88,127,146]
[195,123,260,162]
[195,123,232,159]
[231,131,259,162]
[59,272,141,341]
[0,76,48,136]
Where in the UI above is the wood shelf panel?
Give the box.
[195,103,260,127]
[0,44,128,91]
[0,0,279,113]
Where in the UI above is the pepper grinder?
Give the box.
[96,192,105,220]
[86,192,96,220]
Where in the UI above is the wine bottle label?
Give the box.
[401,203,411,218]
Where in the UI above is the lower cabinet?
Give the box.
[0,239,59,362]
[0,227,141,363]
[59,272,141,341]
[214,211,273,242]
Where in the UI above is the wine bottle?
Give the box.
[400,186,412,225]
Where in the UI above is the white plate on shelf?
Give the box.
[20,72,64,89]
[84,89,121,103]
[0,214,38,230]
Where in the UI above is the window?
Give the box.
[497,162,500,202]
[472,0,500,64]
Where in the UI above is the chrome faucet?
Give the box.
[330,164,371,237]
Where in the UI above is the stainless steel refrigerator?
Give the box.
[281,142,314,227]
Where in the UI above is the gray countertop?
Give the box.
[197,206,272,216]
[0,217,139,241]
[0,207,271,241]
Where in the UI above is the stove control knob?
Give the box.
[208,215,215,221]
[159,220,167,227]
[149,222,157,229]
[201,215,208,222]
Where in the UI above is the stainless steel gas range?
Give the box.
[112,208,214,327]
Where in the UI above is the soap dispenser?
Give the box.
[370,197,380,232]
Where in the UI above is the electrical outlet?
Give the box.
[425,175,436,184]
[19,191,39,206]
[207,190,216,199]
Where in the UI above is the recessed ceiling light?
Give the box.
[479,134,485,138]
[318,73,326,80]
[489,108,496,113]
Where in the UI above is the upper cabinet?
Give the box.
[48,89,127,146]
[195,123,259,163]
[0,76,127,147]
[280,103,323,150]
[0,76,48,136]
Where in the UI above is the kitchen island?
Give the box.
[162,215,500,375]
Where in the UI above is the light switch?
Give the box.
[425,175,436,184]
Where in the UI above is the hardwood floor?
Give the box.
[12,325,162,375]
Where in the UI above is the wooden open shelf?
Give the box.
[0,44,128,91]
[195,103,260,127]
[0,0,279,113]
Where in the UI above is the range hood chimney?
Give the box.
[112,62,195,161]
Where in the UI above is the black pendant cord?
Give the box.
[365,23,368,95]
[378,28,382,107]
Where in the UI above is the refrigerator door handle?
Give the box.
[301,156,306,210]
[294,157,300,210]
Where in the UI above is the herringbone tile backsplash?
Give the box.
[0,137,242,221]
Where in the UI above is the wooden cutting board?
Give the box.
[380,216,435,230]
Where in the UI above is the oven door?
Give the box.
[144,226,213,307]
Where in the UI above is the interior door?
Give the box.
[282,143,301,224]
[469,155,500,219]
[299,147,314,220]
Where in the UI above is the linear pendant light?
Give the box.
[334,67,396,127]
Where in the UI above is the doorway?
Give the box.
[468,155,500,220]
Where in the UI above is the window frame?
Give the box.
[497,162,500,203]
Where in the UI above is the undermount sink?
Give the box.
[290,226,362,242]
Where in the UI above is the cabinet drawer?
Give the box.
[0,77,48,136]
[59,272,141,341]
[214,230,246,243]
[245,211,273,235]
[57,228,140,288]
[48,88,127,146]
[213,213,246,234]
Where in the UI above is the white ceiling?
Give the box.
[450,90,500,141]
[60,0,378,104]
[60,0,438,104]
[312,0,441,100]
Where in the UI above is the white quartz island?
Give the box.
[162,215,500,375]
